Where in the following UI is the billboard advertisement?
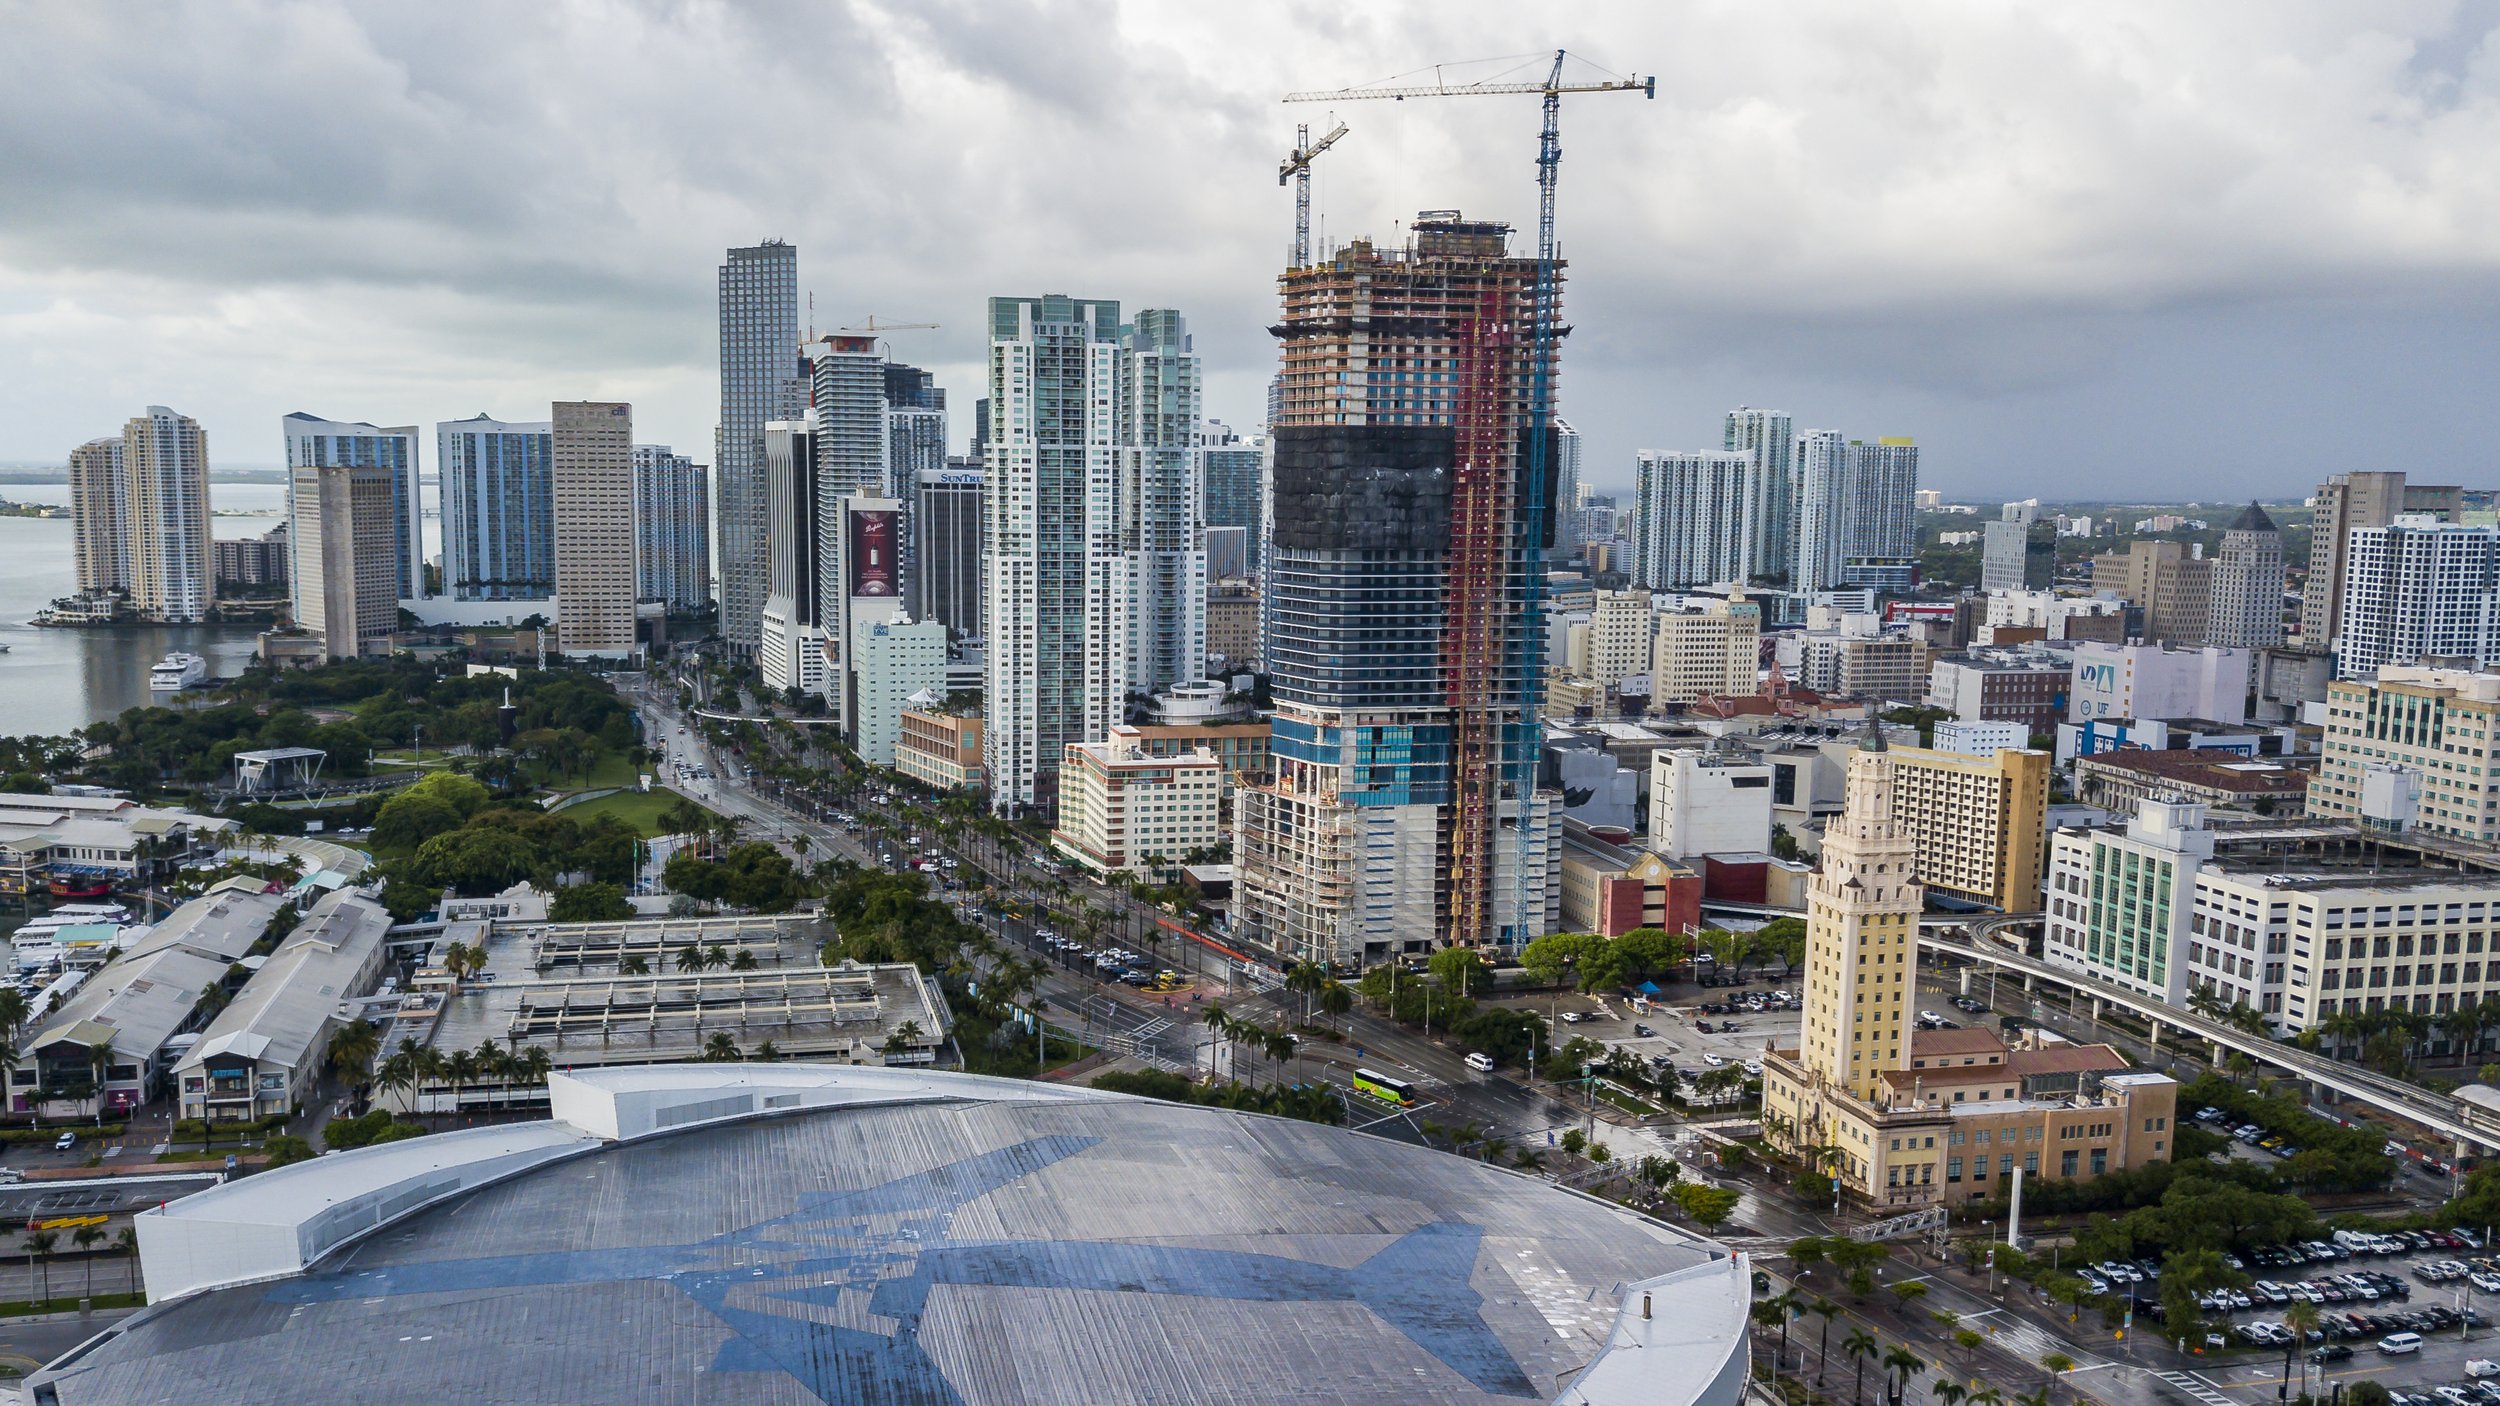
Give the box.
[848,508,898,598]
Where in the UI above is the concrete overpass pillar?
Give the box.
[1959,970,1972,996]
[2022,972,2035,993]
[2091,996,2104,1022]
[2149,1017,2164,1050]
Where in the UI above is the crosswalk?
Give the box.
[2154,1369,2238,1406]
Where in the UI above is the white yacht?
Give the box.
[148,651,208,692]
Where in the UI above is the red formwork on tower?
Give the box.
[1442,288,1512,949]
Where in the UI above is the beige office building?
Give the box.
[2090,540,2209,647]
[1580,590,1656,691]
[1762,726,2177,1207]
[1651,592,1760,706]
[1886,744,2050,911]
[289,463,401,660]
[551,401,639,659]
[2307,666,2500,844]
[125,406,213,623]
[68,435,128,595]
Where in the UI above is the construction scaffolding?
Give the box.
[1442,288,1512,948]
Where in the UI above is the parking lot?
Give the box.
[2096,1225,2500,1401]
[1503,979,1803,1086]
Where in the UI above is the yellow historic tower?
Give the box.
[1797,723,1923,1101]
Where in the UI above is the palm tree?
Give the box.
[2283,1299,2320,1400]
[1844,1328,1880,1406]
[23,1230,56,1306]
[755,1040,781,1062]
[327,1018,381,1079]
[72,1224,104,1298]
[443,1049,479,1116]
[1810,1298,1842,1387]
[674,943,705,973]
[702,1032,738,1062]
[1760,1288,1802,1371]
[1882,1345,1925,1406]
[520,1045,554,1086]
[87,1038,117,1124]
[1317,981,1353,1032]
[704,944,731,971]
[1932,1379,1969,1406]
[619,953,651,976]
[115,1225,138,1296]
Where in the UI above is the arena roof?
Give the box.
[38,1065,1750,1406]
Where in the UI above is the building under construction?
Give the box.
[1234,213,1562,968]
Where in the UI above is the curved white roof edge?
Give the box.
[1555,1252,1754,1406]
[133,1063,1118,1305]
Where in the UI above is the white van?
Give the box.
[1465,1051,1495,1073]
[2379,1333,2423,1356]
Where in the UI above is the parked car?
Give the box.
[51,1132,72,1151]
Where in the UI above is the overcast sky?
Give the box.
[6,1,2500,500]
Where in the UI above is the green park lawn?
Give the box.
[559,786,717,838]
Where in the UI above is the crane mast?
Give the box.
[1286,50,1651,950]
[1278,121,1349,268]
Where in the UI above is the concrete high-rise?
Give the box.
[912,458,982,641]
[550,401,637,659]
[885,360,948,608]
[1119,308,1206,697]
[2335,518,2500,678]
[717,240,803,658]
[281,414,422,600]
[288,462,400,660]
[1792,429,1848,593]
[437,414,554,602]
[981,295,1125,815]
[1631,449,1756,588]
[67,436,127,596]
[1235,214,1559,963]
[1554,416,1587,554]
[1722,407,1793,582]
[2206,502,2285,650]
[124,406,212,623]
[758,421,825,698]
[2302,471,2464,651]
[630,445,711,611]
[1841,438,1919,586]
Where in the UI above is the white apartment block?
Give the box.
[1793,429,1849,594]
[550,401,638,659]
[2335,517,2500,680]
[1723,407,1794,582]
[1632,450,1761,589]
[2307,666,2500,845]
[125,405,212,623]
[985,296,1197,815]
[1050,726,1221,880]
[1933,720,2028,755]
[1650,748,1775,859]
[1651,594,1762,705]
[630,445,711,611]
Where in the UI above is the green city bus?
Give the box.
[1352,1068,1416,1106]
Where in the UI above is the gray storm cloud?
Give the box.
[4,0,2500,498]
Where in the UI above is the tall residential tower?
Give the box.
[124,406,212,623]
[281,414,422,600]
[437,415,554,603]
[718,240,803,657]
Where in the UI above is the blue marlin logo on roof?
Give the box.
[264,1134,1537,1402]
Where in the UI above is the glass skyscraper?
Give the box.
[718,240,803,657]
[437,414,554,602]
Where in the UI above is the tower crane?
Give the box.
[1286,51,1650,948]
[836,316,941,336]
[1278,120,1349,268]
